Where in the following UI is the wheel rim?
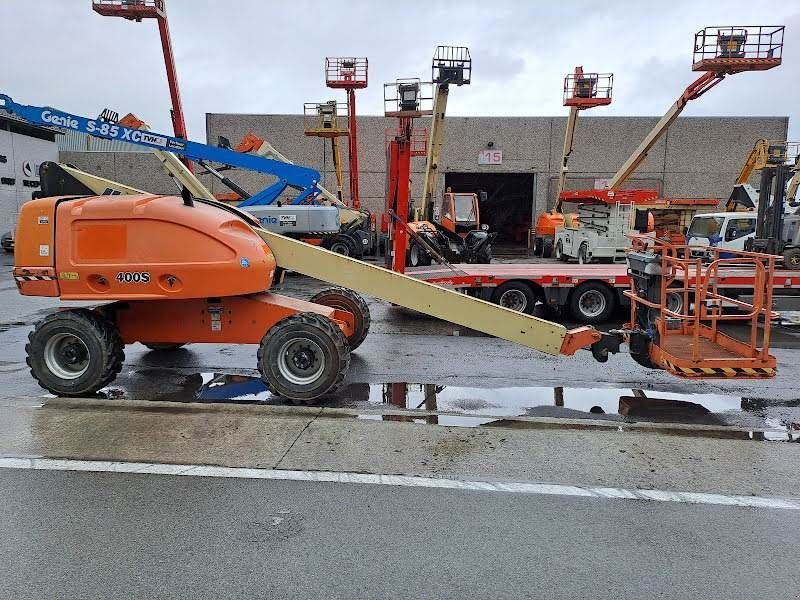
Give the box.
[578,290,606,319]
[790,254,800,267]
[277,337,325,385]
[330,241,350,256]
[665,291,683,314]
[556,243,562,258]
[44,333,90,380]
[498,289,528,312]
[410,244,420,266]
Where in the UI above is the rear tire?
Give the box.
[783,247,800,270]
[577,242,590,265]
[408,242,431,267]
[542,240,553,259]
[555,240,568,262]
[258,313,350,401]
[491,281,537,314]
[328,234,360,258]
[26,309,124,397]
[569,282,615,324]
[309,287,371,351]
[532,237,543,257]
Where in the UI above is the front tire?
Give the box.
[328,234,360,258]
[408,242,431,267]
[258,313,350,401]
[26,309,124,397]
[555,240,568,262]
[309,287,371,351]
[577,242,590,265]
[783,247,800,270]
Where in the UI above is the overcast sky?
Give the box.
[2,1,797,141]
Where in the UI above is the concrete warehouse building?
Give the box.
[60,113,788,248]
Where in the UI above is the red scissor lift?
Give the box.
[325,57,368,209]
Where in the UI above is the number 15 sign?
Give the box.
[478,149,503,165]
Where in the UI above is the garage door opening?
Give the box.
[444,172,534,254]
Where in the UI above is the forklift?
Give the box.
[405,47,493,267]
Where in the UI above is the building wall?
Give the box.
[59,114,789,218]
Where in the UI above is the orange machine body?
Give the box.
[13,194,355,344]
[15,194,277,300]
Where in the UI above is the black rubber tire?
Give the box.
[555,240,568,262]
[475,244,493,264]
[408,242,431,267]
[309,287,371,351]
[328,234,360,258]
[629,332,662,370]
[491,281,537,314]
[577,242,590,265]
[783,247,800,270]
[143,342,187,351]
[26,309,124,397]
[532,237,543,257]
[542,240,553,259]
[257,313,350,401]
[569,282,616,324]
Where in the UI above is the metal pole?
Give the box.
[347,88,360,209]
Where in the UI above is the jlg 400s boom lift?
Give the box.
[2,94,778,400]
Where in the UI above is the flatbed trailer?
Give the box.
[408,262,800,324]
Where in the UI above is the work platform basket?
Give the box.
[563,67,613,108]
[432,46,472,86]
[303,101,349,138]
[384,79,434,118]
[92,0,165,20]
[384,127,428,157]
[692,26,784,72]
[325,57,368,89]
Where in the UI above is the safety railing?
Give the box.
[303,101,349,137]
[692,25,784,72]
[92,0,164,19]
[384,127,428,157]
[325,57,368,89]
[626,237,779,363]
[563,70,613,108]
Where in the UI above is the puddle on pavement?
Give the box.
[91,371,800,441]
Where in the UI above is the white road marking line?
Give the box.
[1,456,799,510]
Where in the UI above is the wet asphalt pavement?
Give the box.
[4,251,800,598]
[3,467,799,600]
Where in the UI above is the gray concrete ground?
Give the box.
[4,251,800,597]
[2,468,798,600]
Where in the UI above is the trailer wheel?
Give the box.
[492,281,537,314]
[569,282,615,324]
[258,313,350,401]
[408,242,431,267]
[143,342,187,351]
[542,240,553,259]
[26,309,124,397]
[309,287,371,351]
[783,248,800,270]
[555,240,568,262]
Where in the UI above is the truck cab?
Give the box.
[686,212,757,256]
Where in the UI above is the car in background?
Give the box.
[1,231,13,254]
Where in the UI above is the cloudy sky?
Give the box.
[2,1,797,140]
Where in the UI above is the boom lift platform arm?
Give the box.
[608,26,784,191]
[0,95,324,207]
[5,93,777,403]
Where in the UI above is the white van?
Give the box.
[686,212,757,256]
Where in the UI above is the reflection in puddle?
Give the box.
[96,372,800,440]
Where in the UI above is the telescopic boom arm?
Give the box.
[0,94,323,206]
